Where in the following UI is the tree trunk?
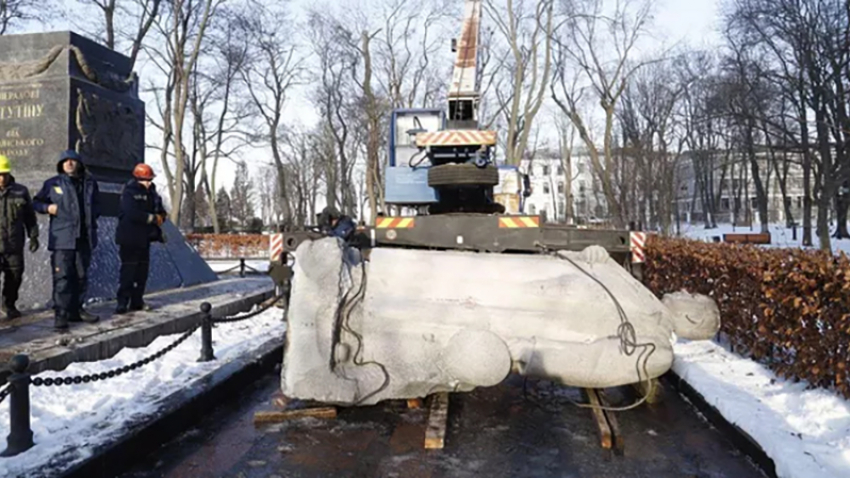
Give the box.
[361,31,380,225]
[835,181,850,238]
[816,104,833,252]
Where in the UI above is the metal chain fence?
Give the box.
[0,290,287,457]
[29,323,201,389]
[211,293,283,324]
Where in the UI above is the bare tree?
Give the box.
[240,2,304,230]
[375,0,455,109]
[307,11,362,215]
[147,0,217,226]
[484,0,554,165]
[618,60,685,233]
[73,0,161,71]
[0,0,52,35]
[551,0,656,226]
[199,6,252,233]
[554,114,578,223]
[724,0,850,250]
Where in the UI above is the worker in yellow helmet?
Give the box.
[0,154,39,320]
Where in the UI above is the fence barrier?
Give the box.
[0,292,285,457]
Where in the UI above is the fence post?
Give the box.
[1,354,34,457]
[198,303,215,362]
[239,258,245,278]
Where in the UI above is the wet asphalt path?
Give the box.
[119,372,765,478]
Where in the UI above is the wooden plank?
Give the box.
[253,407,337,425]
[586,388,613,449]
[598,390,625,454]
[424,392,449,450]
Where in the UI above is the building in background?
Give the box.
[516,149,607,223]
[673,150,813,227]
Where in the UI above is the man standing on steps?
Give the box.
[33,150,101,331]
[114,163,166,315]
[0,155,39,320]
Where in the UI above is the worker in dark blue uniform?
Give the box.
[318,206,356,242]
[33,150,101,331]
[114,163,167,314]
[0,155,39,320]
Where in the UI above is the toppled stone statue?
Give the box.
[282,238,721,406]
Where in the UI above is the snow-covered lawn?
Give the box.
[206,259,270,273]
[0,307,286,478]
[678,222,850,254]
[674,339,850,478]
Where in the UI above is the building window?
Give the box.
[577,162,586,174]
[721,198,730,211]
[797,196,803,209]
[751,198,758,208]
[557,181,564,194]
[529,204,537,214]
[543,183,550,194]
[542,165,550,175]
[557,165,564,175]
[579,180,586,193]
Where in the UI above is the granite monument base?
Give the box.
[19,216,218,312]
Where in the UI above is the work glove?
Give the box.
[149,214,167,227]
[29,237,39,253]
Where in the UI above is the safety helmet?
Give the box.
[133,163,155,180]
[0,155,10,174]
[322,206,342,220]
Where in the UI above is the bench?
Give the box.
[723,233,771,245]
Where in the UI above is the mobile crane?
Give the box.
[279,0,631,260]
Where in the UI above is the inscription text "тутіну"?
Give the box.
[0,87,46,158]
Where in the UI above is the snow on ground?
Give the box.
[0,306,286,478]
[677,222,850,254]
[674,339,850,478]
[206,259,270,273]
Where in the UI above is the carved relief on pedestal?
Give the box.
[75,88,142,169]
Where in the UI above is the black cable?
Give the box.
[329,244,390,405]
[409,149,428,169]
[537,244,657,412]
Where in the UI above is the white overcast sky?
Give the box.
[12,0,723,197]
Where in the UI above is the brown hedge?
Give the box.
[185,234,269,258]
[644,235,850,398]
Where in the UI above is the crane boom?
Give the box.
[447,0,482,130]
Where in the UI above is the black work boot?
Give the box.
[129,302,152,312]
[115,303,129,315]
[78,309,100,323]
[54,313,70,332]
[4,305,22,320]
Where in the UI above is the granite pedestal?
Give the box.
[0,31,217,312]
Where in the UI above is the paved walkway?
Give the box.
[120,374,765,478]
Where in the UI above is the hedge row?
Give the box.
[644,236,850,398]
[185,233,269,259]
